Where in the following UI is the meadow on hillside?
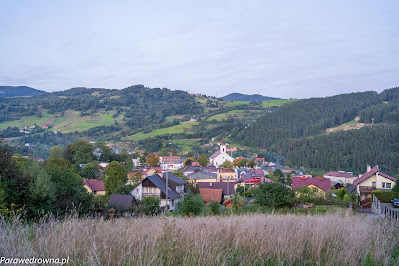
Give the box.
[1,211,398,265]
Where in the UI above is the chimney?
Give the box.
[367,164,371,172]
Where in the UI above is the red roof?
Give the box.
[324,171,356,179]
[255,158,265,162]
[83,179,105,192]
[353,166,396,186]
[244,178,261,184]
[292,176,331,191]
[200,188,223,203]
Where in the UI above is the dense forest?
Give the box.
[231,87,399,175]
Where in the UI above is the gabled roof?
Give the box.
[83,179,105,192]
[108,194,135,210]
[161,172,188,185]
[200,188,223,203]
[146,175,180,200]
[324,171,356,179]
[209,150,221,159]
[292,176,331,191]
[353,166,396,186]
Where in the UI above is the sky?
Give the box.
[0,1,398,99]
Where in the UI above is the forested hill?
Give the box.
[231,87,399,174]
[223,93,280,101]
[0,85,203,129]
[0,86,46,97]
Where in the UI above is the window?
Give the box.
[313,188,318,193]
[382,183,392,189]
[372,182,376,188]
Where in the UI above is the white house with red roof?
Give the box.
[353,165,396,204]
[209,139,233,167]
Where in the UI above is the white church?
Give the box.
[209,139,234,167]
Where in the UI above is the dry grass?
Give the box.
[1,211,398,265]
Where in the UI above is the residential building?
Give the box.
[217,169,236,182]
[108,194,136,212]
[209,139,234,167]
[324,171,357,184]
[159,156,181,164]
[292,176,331,193]
[131,174,187,212]
[186,170,217,183]
[83,179,105,196]
[160,159,184,171]
[353,165,396,205]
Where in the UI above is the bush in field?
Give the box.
[179,193,205,216]
[207,200,220,215]
[137,197,160,215]
[255,183,295,208]
[337,187,347,200]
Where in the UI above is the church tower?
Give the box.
[220,138,227,154]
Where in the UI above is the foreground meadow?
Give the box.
[1,211,398,265]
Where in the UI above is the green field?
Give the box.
[261,99,297,108]
[0,110,124,133]
[130,121,199,140]
[223,101,250,107]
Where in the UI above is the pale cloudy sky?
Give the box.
[0,1,398,98]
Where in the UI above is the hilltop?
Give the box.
[0,86,46,97]
[223,92,280,101]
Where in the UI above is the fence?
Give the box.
[371,194,399,221]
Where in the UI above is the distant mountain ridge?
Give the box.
[223,93,280,101]
[0,86,46,97]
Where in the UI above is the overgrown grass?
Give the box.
[1,211,398,265]
[261,99,298,108]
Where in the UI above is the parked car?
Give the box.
[392,198,399,208]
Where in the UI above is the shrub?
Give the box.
[371,191,399,203]
[179,193,205,216]
[255,183,295,208]
[208,200,220,215]
[137,197,160,215]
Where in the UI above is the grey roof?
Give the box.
[186,171,217,180]
[209,150,221,159]
[162,172,188,185]
[147,175,180,200]
[108,194,135,211]
[197,182,236,196]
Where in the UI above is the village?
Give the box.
[81,139,398,218]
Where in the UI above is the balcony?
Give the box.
[359,186,391,193]
[142,193,161,198]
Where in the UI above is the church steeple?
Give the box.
[220,138,226,154]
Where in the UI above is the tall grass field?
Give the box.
[1,211,398,265]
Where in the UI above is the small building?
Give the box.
[159,156,182,164]
[83,179,106,196]
[197,182,236,198]
[217,169,236,182]
[108,194,135,212]
[200,188,223,204]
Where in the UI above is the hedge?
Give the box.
[371,191,399,203]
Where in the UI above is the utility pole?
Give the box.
[166,170,169,211]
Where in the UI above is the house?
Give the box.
[186,170,217,183]
[353,165,396,206]
[183,166,217,176]
[197,182,236,198]
[324,171,357,184]
[131,174,187,212]
[292,176,331,192]
[200,188,223,204]
[159,156,181,163]
[108,194,136,212]
[160,158,184,171]
[217,169,236,182]
[209,139,234,167]
[83,179,105,196]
